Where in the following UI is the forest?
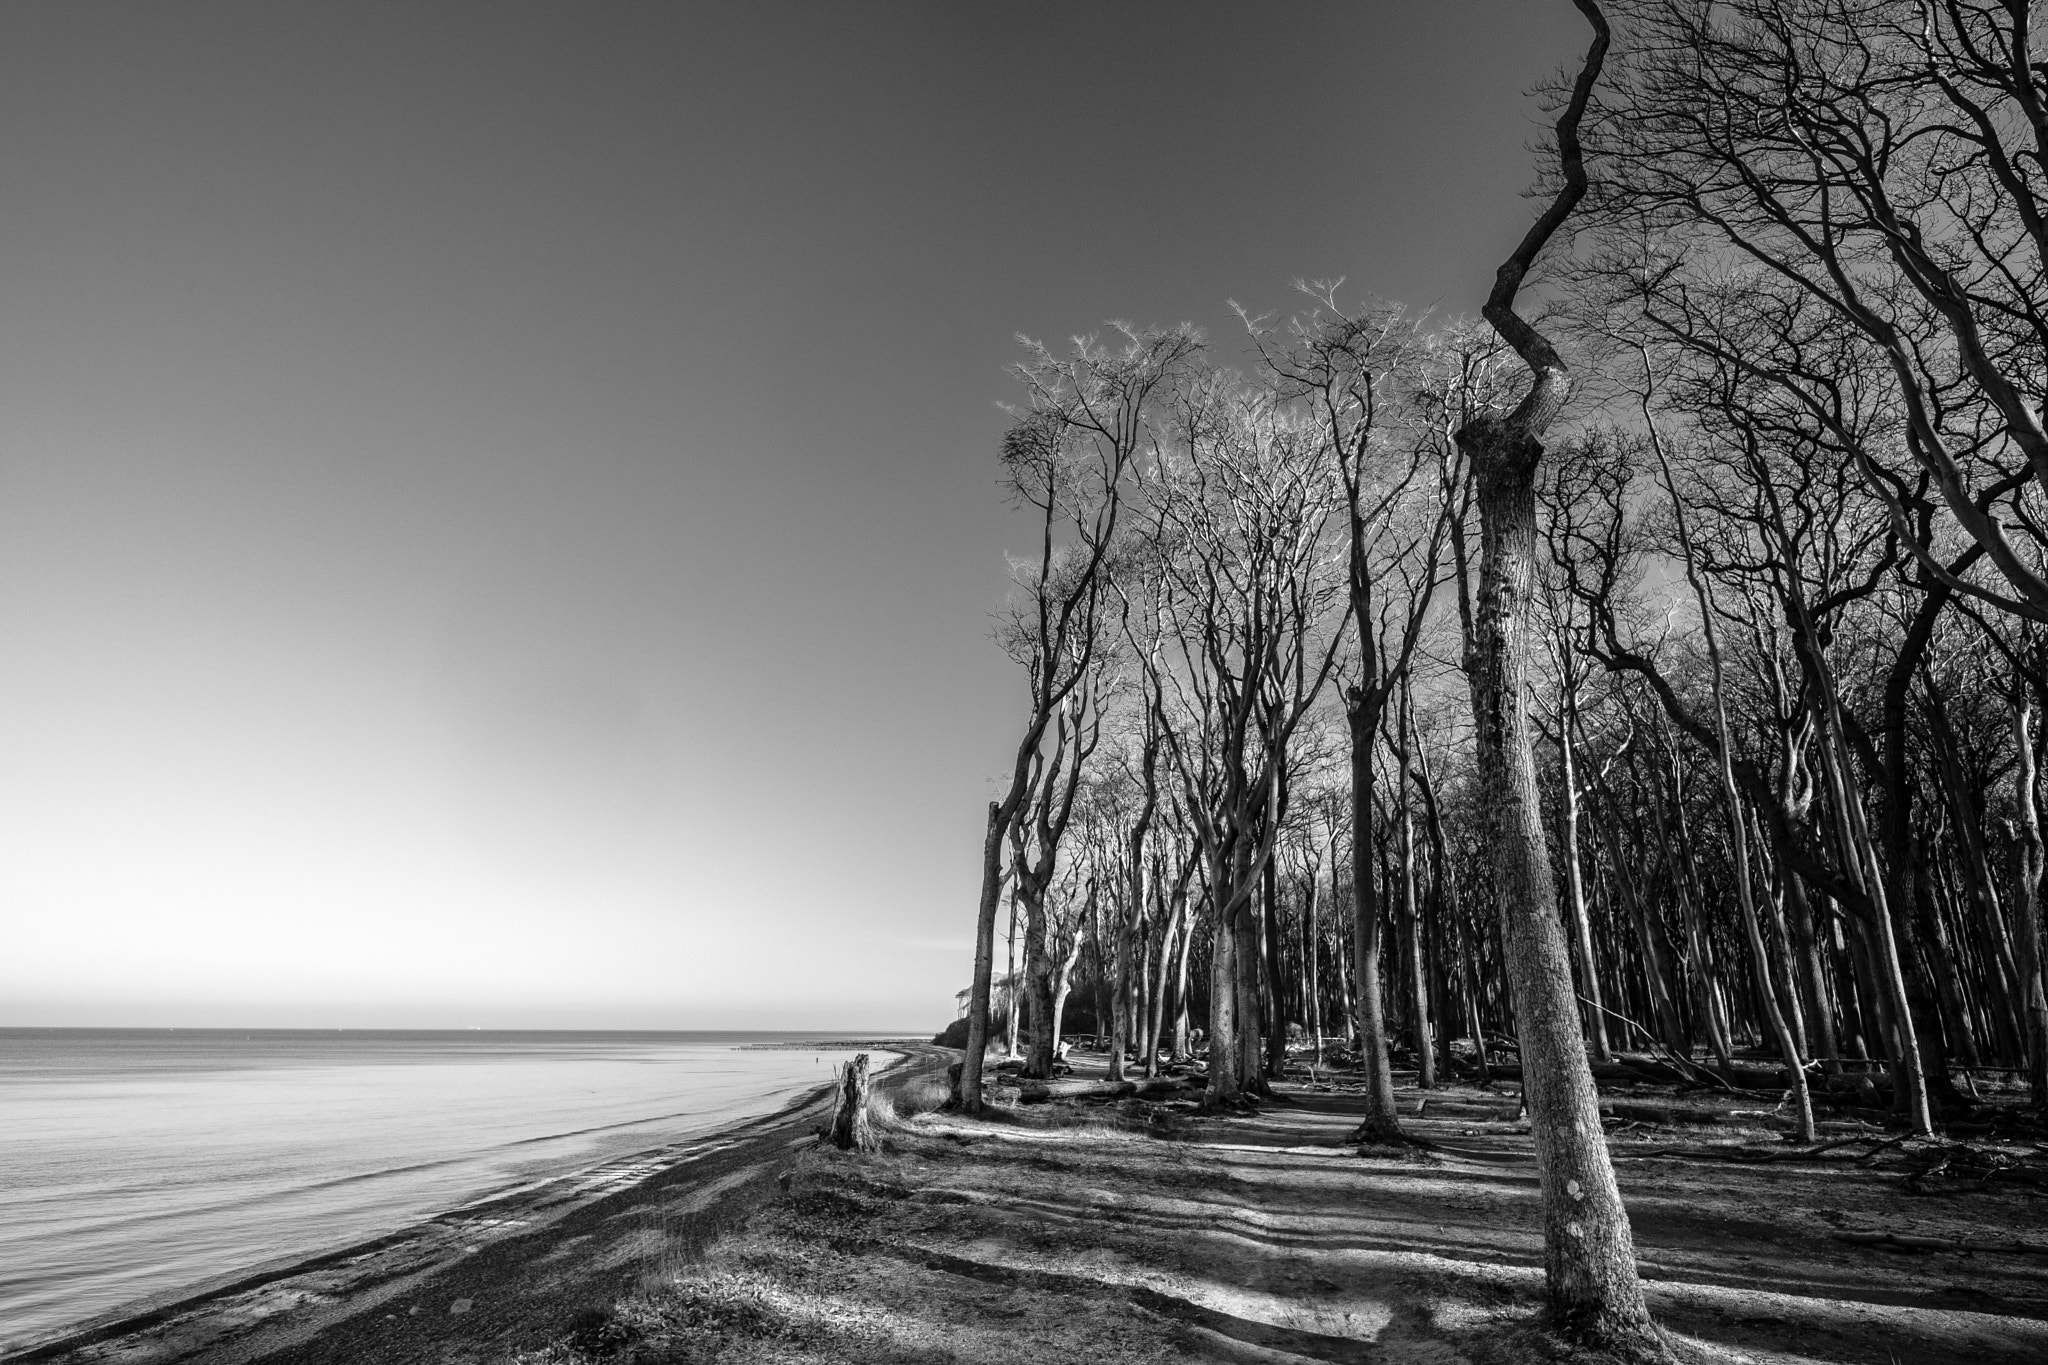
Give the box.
[958,1,2048,1359]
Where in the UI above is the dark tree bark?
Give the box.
[958,802,1007,1105]
[829,1054,876,1153]
[1349,713,1401,1139]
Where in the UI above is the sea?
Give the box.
[0,1028,878,1354]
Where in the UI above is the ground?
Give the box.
[503,1054,2048,1365]
[20,1047,2047,1365]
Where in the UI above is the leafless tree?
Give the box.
[962,326,1201,1110]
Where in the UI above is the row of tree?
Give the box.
[961,4,2048,1359]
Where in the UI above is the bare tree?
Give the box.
[1257,295,1458,1141]
[1141,378,1351,1105]
[1590,0,2048,618]
[961,326,1201,1111]
[1457,1,1671,1355]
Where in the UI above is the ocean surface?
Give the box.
[0,1028,877,1352]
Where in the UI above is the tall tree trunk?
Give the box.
[1814,712,1933,1133]
[1264,850,1290,1080]
[1558,696,1611,1061]
[1306,850,1326,1063]
[958,802,1006,1111]
[1350,700,1402,1140]
[1657,450,1815,1139]
[2012,685,2048,1106]
[1463,413,1657,1348]
[1399,769,1434,1089]
[1205,850,1244,1104]
[1148,875,1187,1076]
[1781,875,1837,1072]
[1172,894,1196,1060]
[1003,883,1023,1057]
[1021,876,1057,1080]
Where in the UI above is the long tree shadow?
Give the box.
[908,1103,2048,1365]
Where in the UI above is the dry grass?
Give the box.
[872,1070,950,1126]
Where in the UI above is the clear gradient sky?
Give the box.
[0,2,1594,1031]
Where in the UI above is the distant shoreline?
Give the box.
[736,1036,923,1051]
[4,1043,928,1365]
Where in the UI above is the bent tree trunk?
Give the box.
[1464,416,1659,1352]
[1453,1,1662,1349]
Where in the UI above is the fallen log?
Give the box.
[1836,1229,2048,1257]
[1599,1101,1730,1126]
[1015,1079,1135,1103]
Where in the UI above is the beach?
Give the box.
[0,1035,906,1364]
[17,1046,2048,1365]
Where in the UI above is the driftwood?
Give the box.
[828,1053,877,1151]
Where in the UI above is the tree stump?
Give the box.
[829,1053,876,1152]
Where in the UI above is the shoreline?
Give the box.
[4,1043,929,1365]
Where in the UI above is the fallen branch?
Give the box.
[1836,1229,2048,1257]
[1580,998,1737,1092]
[1627,1135,1912,1164]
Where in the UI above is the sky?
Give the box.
[0,1,1598,1032]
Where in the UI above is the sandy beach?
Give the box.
[19,1044,2048,1365]
[2,1046,928,1365]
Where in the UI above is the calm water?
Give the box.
[0,1029,872,1352]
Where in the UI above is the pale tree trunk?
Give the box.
[1709,676,1814,1139]
[1146,879,1182,1076]
[1400,795,1434,1089]
[1657,780,1735,1076]
[1557,700,1611,1061]
[1395,695,1435,1088]
[1148,858,1193,1075]
[1815,712,1933,1133]
[2012,683,2048,1106]
[1264,851,1290,1079]
[1205,860,1242,1102]
[1655,449,1814,1136]
[1004,885,1022,1058]
[1113,751,1158,1080]
[1172,896,1195,1060]
[1050,925,1083,1064]
[1464,417,1660,1350]
[1306,848,1326,1063]
[1454,1,1664,1347]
